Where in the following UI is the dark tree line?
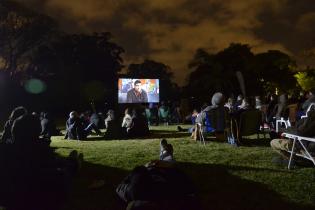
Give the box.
[184,43,297,102]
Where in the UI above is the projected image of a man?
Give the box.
[126,80,148,103]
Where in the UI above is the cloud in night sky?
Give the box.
[19,0,315,85]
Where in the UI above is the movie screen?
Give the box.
[118,79,159,103]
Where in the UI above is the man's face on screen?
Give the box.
[134,83,141,92]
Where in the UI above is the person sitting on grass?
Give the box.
[1,106,28,144]
[65,111,102,140]
[270,103,315,166]
[127,108,149,138]
[177,109,199,133]
[0,114,83,210]
[104,109,122,139]
[116,139,199,210]
[40,111,62,140]
[122,108,133,133]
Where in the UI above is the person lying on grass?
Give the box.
[116,139,200,210]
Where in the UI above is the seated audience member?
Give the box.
[128,108,149,137]
[122,108,133,132]
[266,94,277,123]
[270,105,315,165]
[275,93,288,120]
[177,109,199,133]
[158,101,170,124]
[40,112,61,139]
[195,92,225,128]
[145,103,159,126]
[171,102,181,123]
[192,93,230,141]
[159,139,174,162]
[90,112,102,129]
[80,111,91,128]
[104,109,122,138]
[301,89,315,113]
[0,114,82,210]
[255,96,262,110]
[232,97,253,121]
[116,139,199,210]
[65,111,102,140]
[1,106,27,144]
[235,94,244,110]
[224,97,235,113]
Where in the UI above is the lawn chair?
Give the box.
[282,132,315,169]
[275,104,298,132]
[237,109,264,142]
[197,107,230,143]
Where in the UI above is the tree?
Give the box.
[0,0,58,81]
[127,60,179,101]
[295,68,315,91]
[34,32,125,110]
[185,43,256,101]
[252,50,297,94]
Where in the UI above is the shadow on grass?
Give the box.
[69,130,191,141]
[63,161,129,210]
[176,162,313,210]
[62,160,314,210]
[239,137,272,147]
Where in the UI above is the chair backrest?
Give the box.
[239,109,262,136]
[207,106,230,132]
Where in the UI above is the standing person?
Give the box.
[126,80,148,103]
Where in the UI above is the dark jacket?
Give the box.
[65,117,86,140]
[127,89,148,103]
[302,95,315,112]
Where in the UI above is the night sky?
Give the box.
[19,0,315,85]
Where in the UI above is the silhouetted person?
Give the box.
[104,109,121,139]
[301,89,315,113]
[40,112,61,139]
[127,80,148,103]
[0,114,82,210]
[1,106,27,144]
[122,108,133,132]
[116,139,198,210]
[65,111,102,140]
[128,108,149,137]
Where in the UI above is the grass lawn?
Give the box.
[51,125,315,210]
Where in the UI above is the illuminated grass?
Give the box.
[51,125,315,210]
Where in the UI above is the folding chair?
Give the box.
[283,132,315,169]
[196,123,206,146]
[275,117,291,133]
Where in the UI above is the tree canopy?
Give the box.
[185,43,298,100]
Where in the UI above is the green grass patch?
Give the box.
[51,125,315,210]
